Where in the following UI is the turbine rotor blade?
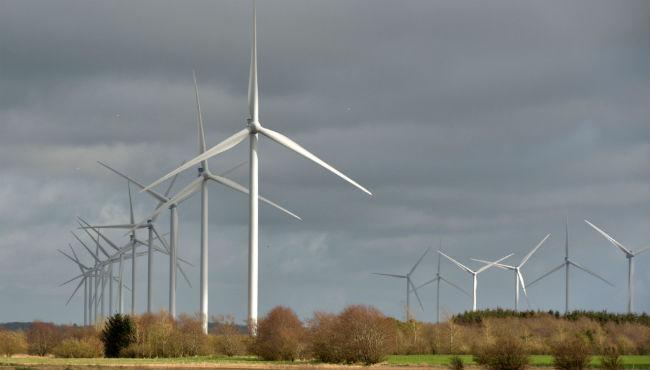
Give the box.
[219,161,247,177]
[206,173,301,220]
[440,276,471,297]
[438,250,474,275]
[518,271,528,297]
[372,273,406,279]
[409,247,431,276]
[412,277,438,291]
[584,220,632,256]
[409,279,424,311]
[527,263,564,287]
[476,254,514,274]
[65,278,86,306]
[519,234,551,267]
[471,258,514,270]
[569,260,614,286]
[257,126,372,196]
[635,246,650,256]
[248,0,259,122]
[141,128,250,192]
[97,161,168,203]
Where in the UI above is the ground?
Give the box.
[1,355,650,368]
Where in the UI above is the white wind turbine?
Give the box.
[439,251,513,312]
[472,234,550,311]
[141,2,371,333]
[585,220,649,313]
[134,70,301,333]
[528,220,613,313]
[373,247,431,321]
[411,248,470,323]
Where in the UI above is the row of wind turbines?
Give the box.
[374,220,648,322]
[60,1,371,335]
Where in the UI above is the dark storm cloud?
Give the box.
[0,0,648,323]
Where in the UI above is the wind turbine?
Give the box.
[141,2,371,334]
[411,248,470,323]
[528,220,613,313]
[439,251,513,312]
[373,247,430,321]
[585,220,649,313]
[472,234,550,311]
[130,71,300,332]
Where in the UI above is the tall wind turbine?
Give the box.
[142,2,371,333]
[472,234,550,311]
[528,220,613,313]
[412,249,470,323]
[439,251,512,312]
[585,220,649,313]
[373,247,430,321]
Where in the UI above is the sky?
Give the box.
[0,0,648,325]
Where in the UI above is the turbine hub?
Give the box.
[248,119,261,133]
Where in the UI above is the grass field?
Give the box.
[1,354,649,368]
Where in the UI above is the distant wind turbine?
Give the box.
[439,251,513,312]
[472,234,550,311]
[373,247,431,321]
[584,220,649,313]
[528,220,613,313]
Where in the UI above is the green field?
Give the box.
[0,354,649,368]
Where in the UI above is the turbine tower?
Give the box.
[439,251,512,311]
[528,220,613,313]
[372,247,431,321]
[473,234,550,311]
[584,220,649,313]
[142,1,371,334]
[412,248,470,323]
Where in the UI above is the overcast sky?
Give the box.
[0,0,648,325]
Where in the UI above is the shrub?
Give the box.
[52,337,103,358]
[449,355,465,370]
[551,335,591,370]
[0,330,28,356]
[176,314,210,356]
[474,334,530,370]
[252,306,306,361]
[308,311,344,362]
[212,315,248,356]
[26,322,61,355]
[338,305,395,365]
[600,346,623,370]
[100,314,135,358]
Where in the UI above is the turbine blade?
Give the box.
[65,278,86,306]
[584,220,633,256]
[206,173,301,220]
[409,279,424,311]
[141,128,250,192]
[438,250,474,274]
[219,160,247,178]
[635,246,650,256]
[128,182,134,225]
[248,0,259,122]
[372,273,406,279]
[569,260,614,287]
[59,273,84,287]
[78,219,121,253]
[257,126,372,196]
[518,271,528,297]
[78,219,115,256]
[527,263,564,287]
[471,258,514,270]
[440,276,471,297]
[409,246,431,276]
[128,178,203,234]
[519,234,551,267]
[79,224,138,229]
[412,277,438,291]
[476,254,514,274]
[70,231,100,263]
[178,263,192,288]
[193,70,207,156]
[97,161,168,203]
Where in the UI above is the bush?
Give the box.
[212,315,248,356]
[551,335,591,370]
[337,305,395,364]
[100,314,135,358]
[449,355,465,370]
[0,330,28,356]
[474,334,530,370]
[600,346,623,370]
[176,314,210,356]
[252,306,306,361]
[26,322,61,356]
[52,337,103,358]
[308,311,345,362]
